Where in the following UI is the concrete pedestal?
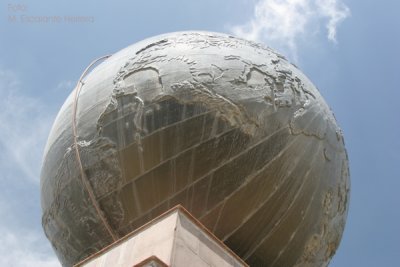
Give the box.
[75,206,247,267]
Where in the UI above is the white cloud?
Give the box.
[316,0,350,42]
[230,0,350,60]
[0,227,60,267]
[0,68,60,266]
[0,68,54,183]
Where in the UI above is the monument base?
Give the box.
[75,205,247,267]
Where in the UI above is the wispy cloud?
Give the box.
[0,229,60,267]
[316,0,350,42]
[0,67,60,266]
[0,202,59,267]
[0,68,54,183]
[55,80,74,92]
[230,0,350,60]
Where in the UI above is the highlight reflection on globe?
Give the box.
[40,31,350,267]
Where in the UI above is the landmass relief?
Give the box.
[40,32,350,267]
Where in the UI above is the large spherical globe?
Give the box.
[41,31,350,267]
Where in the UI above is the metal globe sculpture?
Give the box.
[41,31,350,267]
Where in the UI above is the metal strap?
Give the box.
[71,55,118,241]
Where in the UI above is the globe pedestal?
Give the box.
[75,205,247,267]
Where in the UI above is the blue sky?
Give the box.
[0,0,399,266]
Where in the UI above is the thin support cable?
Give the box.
[72,54,118,241]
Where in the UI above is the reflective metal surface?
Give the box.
[41,31,350,267]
